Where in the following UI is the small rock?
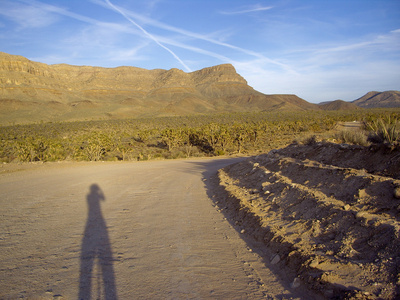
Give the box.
[309,259,319,268]
[291,277,301,288]
[324,290,334,297]
[240,229,245,234]
[344,204,351,211]
[271,254,280,265]
[394,186,400,199]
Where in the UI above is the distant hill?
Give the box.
[0,52,319,124]
[352,91,400,108]
[319,100,362,111]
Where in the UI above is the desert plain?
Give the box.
[1,135,400,299]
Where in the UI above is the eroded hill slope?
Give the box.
[353,91,400,108]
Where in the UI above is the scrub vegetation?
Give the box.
[1,109,399,163]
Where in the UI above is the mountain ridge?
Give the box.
[0,52,317,124]
[319,100,362,111]
[352,91,400,108]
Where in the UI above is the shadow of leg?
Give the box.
[101,252,118,299]
[78,254,94,300]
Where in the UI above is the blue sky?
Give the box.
[0,0,399,103]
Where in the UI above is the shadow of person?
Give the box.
[79,184,117,300]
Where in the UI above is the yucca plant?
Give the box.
[365,116,400,145]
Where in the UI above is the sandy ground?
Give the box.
[214,142,400,299]
[0,158,318,300]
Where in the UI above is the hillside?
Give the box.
[0,52,318,124]
[352,91,400,108]
[319,100,361,111]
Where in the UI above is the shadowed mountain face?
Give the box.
[0,52,318,124]
[352,91,400,108]
[319,100,362,111]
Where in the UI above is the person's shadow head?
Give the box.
[79,184,117,300]
[89,184,105,203]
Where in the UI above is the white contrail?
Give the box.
[96,1,292,72]
[104,0,191,72]
[19,0,292,72]
[220,6,273,15]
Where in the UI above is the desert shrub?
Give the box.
[201,123,221,152]
[0,140,16,162]
[13,137,65,162]
[1,109,398,162]
[364,116,400,145]
[44,140,69,161]
[182,144,199,158]
[15,140,36,162]
[83,143,105,161]
[214,149,226,156]
[334,130,369,146]
[136,129,156,143]
[161,128,186,151]
[232,123,250,153]
[302,135,318,145]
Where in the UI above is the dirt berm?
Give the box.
[211,141,400,299]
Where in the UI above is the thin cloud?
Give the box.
[104,0,192,72]
[220,5,273,15]
[0,0,59,29]
[283,29,400,63]
[16,0,110,27]
[12,0,293,73]
[313,29,400,55]
[94,0,292,72]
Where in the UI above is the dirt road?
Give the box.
[0,158,314,299]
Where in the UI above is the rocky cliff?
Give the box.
[0,52,318,124]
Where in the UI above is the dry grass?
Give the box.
[333,130,369,146]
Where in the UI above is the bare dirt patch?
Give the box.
[212,141,400,299]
